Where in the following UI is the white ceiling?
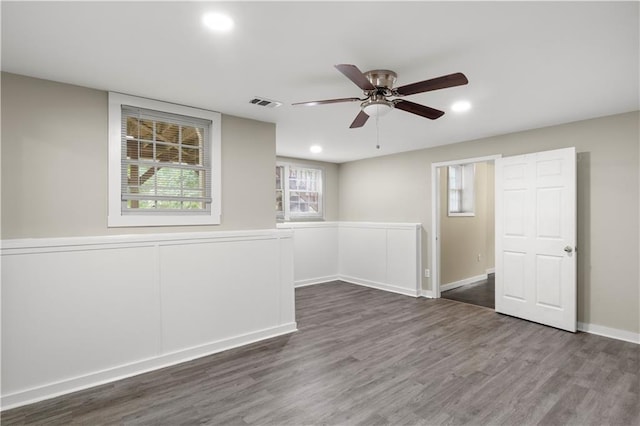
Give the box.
[2,1,638,163]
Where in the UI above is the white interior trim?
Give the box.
[440,273,489,292]
[276,221,338,229]
[577,322,640,345]
[340,276,420,298]
[339,221,422,230]
[422,290,435,298]
[430,154,501,298]
[107,92,222,227]
[294,276,340,288]
[2,229,292,252]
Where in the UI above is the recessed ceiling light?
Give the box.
[451,100,472,112]
[202,12,234,32]
[310,145,323,154]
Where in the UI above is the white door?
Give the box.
[495,147,576,332]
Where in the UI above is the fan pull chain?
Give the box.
[375,113,381,150]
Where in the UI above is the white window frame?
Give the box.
[108,92,221,227]
[447,163,475,217]
[276,162,324,221]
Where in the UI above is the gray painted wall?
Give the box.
[338,111,640,334]
[1,73,277,238]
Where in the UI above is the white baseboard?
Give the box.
[296,275,423,298]
[1,323,297,411]
[486,268,495,275]
[440,273,488,292]
[294,275,340,288]
[339,275,420,298]
[577,322,639,345]
[421,290,435,298]
[300,278,432,299]
[295,279,640,346]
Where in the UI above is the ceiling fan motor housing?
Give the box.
[364,70,397,90]
[360,70,398,116]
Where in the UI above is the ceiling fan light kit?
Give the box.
[293,64,469,128]
[361,98,394,117]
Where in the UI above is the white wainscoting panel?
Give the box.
[339,223,421,297]
[280,222,421,297]
[160,239,282,352]
[277,222,339,286]
[1,229,296,409]
[338,225,388,285]
[2,246,162,396]
[277,236,296,325]
[385,227,422,293]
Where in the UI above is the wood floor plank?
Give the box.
[2,281,638,425]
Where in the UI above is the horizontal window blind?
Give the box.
[448,164,475,215]
[276,163,324,221]
[121,105,212,214]
[276,165,284,217]
[288,167,321,214]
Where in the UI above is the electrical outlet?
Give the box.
[477,254,481,262]
[424,269,431,278]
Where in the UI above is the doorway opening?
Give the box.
[441,272,495,309]
[430,155,500,309]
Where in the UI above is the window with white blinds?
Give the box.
[121,106,211,213]
[276,162,324,221]
[108,93,221,227]
[448,163,475,216]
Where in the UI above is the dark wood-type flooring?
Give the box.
[442,274,495,309]
[3,281,639,425]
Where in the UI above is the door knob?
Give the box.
[564,246,573,253]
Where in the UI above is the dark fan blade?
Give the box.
[394,100,444,120]
[395,72,468,96]
[292,97,361,106]
[335,64,375,91]
[349,110,370,128]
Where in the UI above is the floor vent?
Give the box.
[249,97,282,108]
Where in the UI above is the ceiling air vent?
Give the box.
[249,97,282,108]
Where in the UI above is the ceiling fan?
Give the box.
[293,64,468,128]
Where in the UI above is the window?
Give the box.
[108,93,221,227]
[276,163,323,221]
[448,163,475,216]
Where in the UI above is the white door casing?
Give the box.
[430,154,501,298]
[495,147,577,332]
